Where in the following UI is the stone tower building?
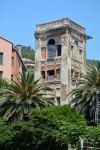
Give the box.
[35,18,91,105]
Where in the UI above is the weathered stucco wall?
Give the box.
[35,18,89,105]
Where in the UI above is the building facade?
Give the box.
[22,58,35,71]
[0,36,25,81]
[35,18,91,105]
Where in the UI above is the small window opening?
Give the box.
[48,39,55,45]
[57,97,61,106]
[11,74,13,80]
[41,71,45,79]
[0,71,3,78]
[48,70,54,81]
[57,45,61,56]
[41,47,46,59]
[75,40,78,46]
[12,57,14,67]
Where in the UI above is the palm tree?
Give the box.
[0,78,8,97]
[0,71,54,122]
[0,78,7,89]
[69,62,100,124]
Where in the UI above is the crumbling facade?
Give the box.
[35,18,91,105]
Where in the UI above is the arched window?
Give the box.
[48,39,57,58]
[75,40,78,46]
[48,39,55,45]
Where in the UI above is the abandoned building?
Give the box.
[34,18,91,105]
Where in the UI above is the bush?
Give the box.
[0,106,87,150]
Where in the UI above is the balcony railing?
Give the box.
[71,59,83,69]
[48,76,55,81]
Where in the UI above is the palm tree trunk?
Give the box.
[95,94,99,125]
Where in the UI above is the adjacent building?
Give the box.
[0,36,25,81]
[35,18,91,105]
[22,58,35,70]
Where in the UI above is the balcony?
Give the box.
[41,57,61,71]
[71,59,83,69]
[48,75,55,81]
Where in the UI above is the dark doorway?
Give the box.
[57,97,61,106]
[57,45,61,56]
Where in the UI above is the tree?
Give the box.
[0,106,86,150]
[0,71,54,122]
[21,46,35,60]
[0,78,7,89]
[0,78,8,97]
[69,62,100,124]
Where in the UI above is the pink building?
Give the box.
[0,36,25,81]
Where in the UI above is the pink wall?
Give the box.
[11,49,23,81]
[0,37,12,80]
[0,37,24,82]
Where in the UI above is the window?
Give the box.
[71,45,73,58]
[48,39,62,58]
[0,71,3,78]
[48,39,55,45]
[79,49,82,62]
[41,47,46,59]
[56,69,60,80]
[48,45,57,58]
[75,40,78,46]
[71,69,74,78]
[71,45,73,50]
[57,45,61,56]
[48,39,57,58]
[12,57,14,67]
[11,74,13,80]
[41,71,45,79]
[48,70,54,81]
[75,72,79,78]
[57,97,61,106]
[18,60,20,67]
[0,52,3,64]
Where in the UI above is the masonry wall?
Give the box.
[35,18,88,105]
[0,38,12,80]
[11,49,23,81]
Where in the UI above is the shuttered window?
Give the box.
[48,45,57,59]
[0,71,3,78]
[0,52,3,64]
[41,47,46,59]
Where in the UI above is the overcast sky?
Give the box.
[0,0,100,60]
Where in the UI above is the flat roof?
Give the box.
[36,18,85,29]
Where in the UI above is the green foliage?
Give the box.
[0,106,86,150]
[0,71,54,122]
[87,59,100,65]
[69,62,100,123]
[21,46,35,60]
[0,78,7,89]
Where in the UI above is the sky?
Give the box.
[0,0,100,60]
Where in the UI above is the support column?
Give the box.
[45,70,48,81]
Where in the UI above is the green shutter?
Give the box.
[0,71,3,78]
[0,53,3,64]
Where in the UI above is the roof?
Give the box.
[0,36,13,44]
[22,58,35,63]
[35,18,92,40]
[36,18,85,29]
[13,49,26,70]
